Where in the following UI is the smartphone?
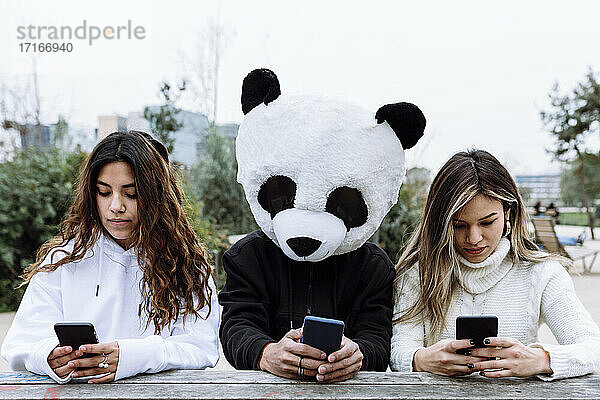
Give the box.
[53,322,99,358]
[301,316,344,356]
[455,316,498,355]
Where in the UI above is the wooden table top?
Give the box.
[1,369,599,399]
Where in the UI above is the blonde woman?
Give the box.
[390,150,600,380]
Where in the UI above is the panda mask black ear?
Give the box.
[375,102,426,149]
[241,69,281,115]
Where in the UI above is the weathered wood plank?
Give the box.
[0,370,436,385]
[1,371,600,399]
[1,382,600,400]
[2,370,600,386]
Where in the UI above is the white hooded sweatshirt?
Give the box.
[1,234,220,383]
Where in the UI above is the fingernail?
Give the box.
[76,351,82,357]
[484,339,491,345]
[467,363,474,369]
[479,371,485,376]
[320,353,326,359]
[72,373,78,378]
[65,347,72,352]
[68,362,74,367]
[469,339,475,345]
[465,350,472,356]
[329,355,335,362]
[80,346,86,351]
[317,375,323,381]
[319,366,326,374]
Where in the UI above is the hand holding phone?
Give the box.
[300,316,366,383]
[314,335,363,383]
[258,328,326,380]
[52,323,120,383]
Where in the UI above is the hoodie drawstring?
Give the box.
[96,235,104,297]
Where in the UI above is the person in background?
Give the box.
[545,202,560,224]
[534,201,542,216]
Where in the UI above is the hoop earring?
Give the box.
[503,220,511,237]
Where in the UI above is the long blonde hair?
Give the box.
[393,149,570,344]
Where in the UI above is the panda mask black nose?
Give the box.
[286,237,322,258]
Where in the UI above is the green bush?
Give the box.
[183,194,230,289]
[0,279,25,313]
[0,146,86,310]
[378,168,430,263]
[186,130,257,235]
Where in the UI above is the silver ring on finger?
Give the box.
[298,366,304,376]
[98,353,109,369]
[298,356,303,368]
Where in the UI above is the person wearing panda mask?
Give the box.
[218,69,426,382]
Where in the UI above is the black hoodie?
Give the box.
[218,230,395,371]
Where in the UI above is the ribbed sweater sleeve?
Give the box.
[390,266,424,372]
[531,261,600,381]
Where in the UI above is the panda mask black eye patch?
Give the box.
[326,187,368,231]
[258,176,297,218]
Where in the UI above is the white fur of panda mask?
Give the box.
[237,69,426,262]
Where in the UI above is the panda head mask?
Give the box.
[237,68,426,262]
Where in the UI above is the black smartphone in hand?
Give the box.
[53,322,99,358]
[301,316,344,356]
[456,316,498,355]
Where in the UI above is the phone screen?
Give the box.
[301,316,344,356]
[54,322,99,358]
[456,316,498,354]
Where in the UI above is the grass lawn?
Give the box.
[560,212,599,226]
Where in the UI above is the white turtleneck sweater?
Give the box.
[1,235,220,383]
[390,238,600,380]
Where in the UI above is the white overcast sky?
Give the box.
[2,0,600,175]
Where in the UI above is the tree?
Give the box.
[179,16,233,125]
[379,167,431,263]
[52,115,70,149]
[517,185,532,206]
[1,59,43,147]
[541,69,600,238]
[143,81,186,153]
[186,129,256,235]
[560,152,600,207]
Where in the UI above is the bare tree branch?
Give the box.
[178,16,233,125]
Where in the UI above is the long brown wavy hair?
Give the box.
[22,131,213,334]
[393,149,570,344]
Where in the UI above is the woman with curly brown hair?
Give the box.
[1,131,219,384]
